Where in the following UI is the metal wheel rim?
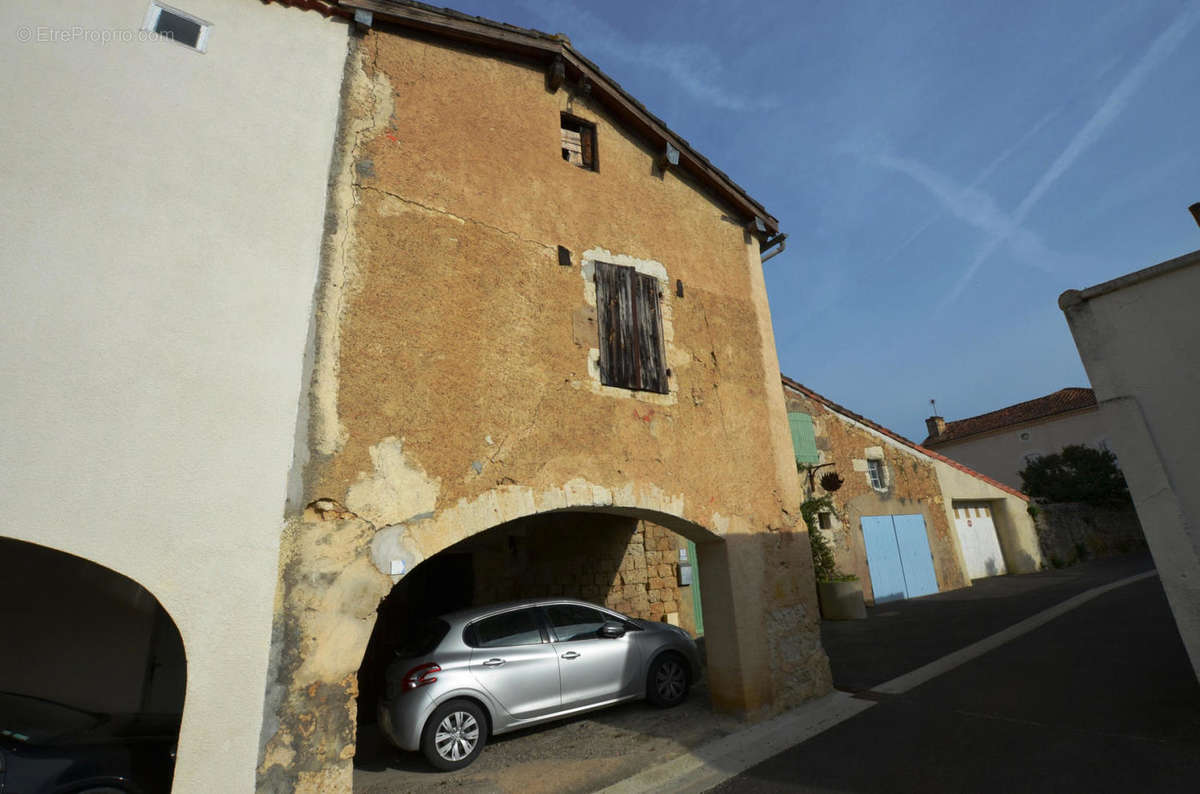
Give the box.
[656,660,686,700]
[434,710,480,761]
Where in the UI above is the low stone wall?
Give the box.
[1033,502,1146,567]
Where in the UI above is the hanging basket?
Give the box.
[820,471,844,492]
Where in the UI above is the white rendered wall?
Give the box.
[0,1,347,789]
[1061,251,1200,681]
[930,408,1112,490]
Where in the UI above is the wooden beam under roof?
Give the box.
[338,0,781,239]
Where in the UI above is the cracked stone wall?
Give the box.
[784,389,971,603]
[258,29,828,792]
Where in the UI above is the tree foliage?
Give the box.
[1018,444,1131,507]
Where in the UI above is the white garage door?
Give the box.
[953,501,1007,579]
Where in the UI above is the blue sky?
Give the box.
[448,0,1200,440]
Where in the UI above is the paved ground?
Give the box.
[821,552,1156,692]
[713,556,1200,793]
[354,552,1200,793]
[353,676,742,793]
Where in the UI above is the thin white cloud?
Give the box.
[868,149,1059,276]
[941,1,1200,306]
[872,105,1063,270]
[517,0,777,112]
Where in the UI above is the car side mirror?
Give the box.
[598,621,626,639]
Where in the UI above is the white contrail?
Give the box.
[940,1,1200,307]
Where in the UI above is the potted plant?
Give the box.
[801,493,866,620]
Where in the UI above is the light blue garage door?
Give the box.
[861,514,939,603]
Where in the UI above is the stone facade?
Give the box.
[1033,502,1146,568]
[783,386,970,603]
[256,13,829,792]
[467,515,697,634]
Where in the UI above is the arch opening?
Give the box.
[0,536,186,791]
[352,508,718,766]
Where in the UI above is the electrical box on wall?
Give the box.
[678,563,693,586]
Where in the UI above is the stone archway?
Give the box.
[256,479,829,792]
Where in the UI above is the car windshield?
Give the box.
[0,692,102,743]
[394,619,450,659]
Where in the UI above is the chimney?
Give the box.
[1190,202,1200,228]
[925,415,946,440]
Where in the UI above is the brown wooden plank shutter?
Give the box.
[634,271,668,393]
[595,262,630,387]
[595,261,667,393]
[580,125,595,170]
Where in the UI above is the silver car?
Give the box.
[378,598,701,770]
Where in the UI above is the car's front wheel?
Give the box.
[646,652,690,707]
[420,699,487,771]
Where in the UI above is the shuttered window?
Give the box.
[787,412,820,464]
[595,261,668,393]
[561,114,597,170]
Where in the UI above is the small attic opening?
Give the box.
[560,113,597,171]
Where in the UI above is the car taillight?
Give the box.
[401,662,440,693]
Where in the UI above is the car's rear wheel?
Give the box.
[646,652,689,707]
[420,699,487,771]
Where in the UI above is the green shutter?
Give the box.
[787,412,820,465]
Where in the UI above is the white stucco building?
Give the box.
[0,0,349,788]
[922,387,1112,491]
[1060,249,1200,683]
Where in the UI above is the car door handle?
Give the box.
[561,651,580,660]
[482,658,506,667]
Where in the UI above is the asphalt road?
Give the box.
[712,555,1200,793]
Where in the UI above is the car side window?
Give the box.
[545,604,610,642]
[467,608,544,648]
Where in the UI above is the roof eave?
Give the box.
[338,0,781,238]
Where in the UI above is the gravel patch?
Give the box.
[353,681,742,793]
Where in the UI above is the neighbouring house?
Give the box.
[1,0,350,790]
[1060,247,1200,683]
[783,378,1043,605]
[921,387,1114,490]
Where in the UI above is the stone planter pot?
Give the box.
[818,580,866,620]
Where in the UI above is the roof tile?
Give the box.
[781,376,1029,502]
[923,388,1096,446]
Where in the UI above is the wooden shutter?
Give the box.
[787,412,820,464]
[580,125,596,170]
[596,262,632,388]
[596,262,667,393]
[633,271,667,393]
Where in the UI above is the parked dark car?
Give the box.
[378,598,701,771]
[0,692,179,793]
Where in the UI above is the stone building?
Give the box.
[922,387,1112,490]
[254,2,830,791]
[3,1,831,791]
[1060,247,1200,683]
[783,378,1042,605]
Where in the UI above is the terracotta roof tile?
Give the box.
[923,388,1096,446]
[781,376,1029,502]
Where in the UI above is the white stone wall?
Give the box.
[0,1,348,789]
[929,459,1043,574]
[930,408,1112,491]
[1060,250,1200,682]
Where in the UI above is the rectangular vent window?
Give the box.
[560,114,597,171]
[144,3,210,51]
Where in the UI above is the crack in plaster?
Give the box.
[310,37,394,456]
[356,184,557,254]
